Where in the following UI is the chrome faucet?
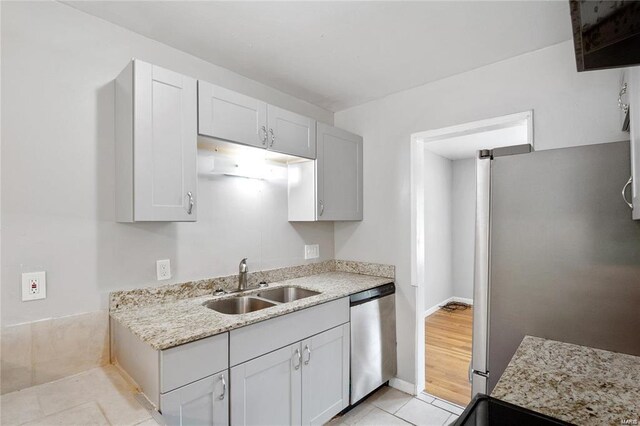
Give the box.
[238,258,248,291]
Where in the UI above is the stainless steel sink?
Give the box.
[204,296,275,315]
[256,287,320,303]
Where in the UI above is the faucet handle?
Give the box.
[239,258,248,273]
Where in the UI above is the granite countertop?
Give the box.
[110,271,393,351]
[492,336,640,425]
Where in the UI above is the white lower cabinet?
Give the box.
[231,324,350,426]
[161,371,229,426]
[301,324,350,425]
[231,343,302,426]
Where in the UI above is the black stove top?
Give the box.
[451,394,574,426]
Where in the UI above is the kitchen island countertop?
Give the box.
[492,335,640,425]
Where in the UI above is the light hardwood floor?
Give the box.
[425,306,473,407]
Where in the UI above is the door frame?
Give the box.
[410,111,534,395]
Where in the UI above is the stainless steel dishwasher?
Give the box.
[350,282,397,405]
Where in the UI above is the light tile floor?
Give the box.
[0,365,159,426]
[2,366,462,426]
[328,386,462,426]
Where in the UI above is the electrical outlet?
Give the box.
[304,244,320,260]
[22,271,46,301]
[156,259,171,281]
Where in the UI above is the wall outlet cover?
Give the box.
[22,271,46,301]
[156,259,171,281]
[304,244,320,260]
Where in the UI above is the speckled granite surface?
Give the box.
[110,271,393,350]
[492,336,640,426]
[334,260,395,279]
[110,259,394,310]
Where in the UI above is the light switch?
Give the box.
[22,271,46,301]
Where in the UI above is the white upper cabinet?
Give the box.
[316,123,363,221]
[198,83,316,159]
[198,81,268,149]
[267,105,316,158]
[288,123,363,222]
[115,60,197,222]
[625,67,640,220]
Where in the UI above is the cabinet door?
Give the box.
[198,81,268,149]
[316,123,363,221]
[301,324,350,426]
[160,371,229,426]
[231,343,302,426]
[629,69,640,220]
[267,105,316,159]
[134,61,197,221]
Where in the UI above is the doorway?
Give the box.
[410,111,534,407]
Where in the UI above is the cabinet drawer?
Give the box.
[230,298,349,366]
[160,332,228,393]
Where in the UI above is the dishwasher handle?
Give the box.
[350,283,395,306]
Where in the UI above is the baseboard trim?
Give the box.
[389,377,416,395]
[424,296,473,318]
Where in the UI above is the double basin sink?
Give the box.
[204,287,320,315]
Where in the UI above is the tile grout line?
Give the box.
[391,397,413,415]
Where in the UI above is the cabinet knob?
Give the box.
[269,128,275,147]
[186,191,194,215]
[622,176,633,209]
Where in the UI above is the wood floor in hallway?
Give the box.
[425,306,473,407]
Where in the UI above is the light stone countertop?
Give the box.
[110,271,393,351]
[492,336,640,426]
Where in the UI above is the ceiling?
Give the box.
[63,1,573,112]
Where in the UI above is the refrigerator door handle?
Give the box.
[622,176,633,209]
[472,154,491,377]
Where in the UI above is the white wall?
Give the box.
[334,41,627,385]
[451,158,476,301]
[423,156,475,312]
[0,1,335,325]
[423,152,453,310]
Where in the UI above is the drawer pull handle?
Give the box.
[269,128,275,147]
[219,374,226,400]
[304,345,311,365]
[187,191,194,215]
[293,348,301,370]
[260,125,267,146]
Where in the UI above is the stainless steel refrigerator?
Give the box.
[471,140,640,395]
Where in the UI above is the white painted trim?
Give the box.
[414,110,534,145]
[410,134,426,396]
[410,111,534,396]
[453,297,473,306]
[389,377,417,396]
[424,296,473,318]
